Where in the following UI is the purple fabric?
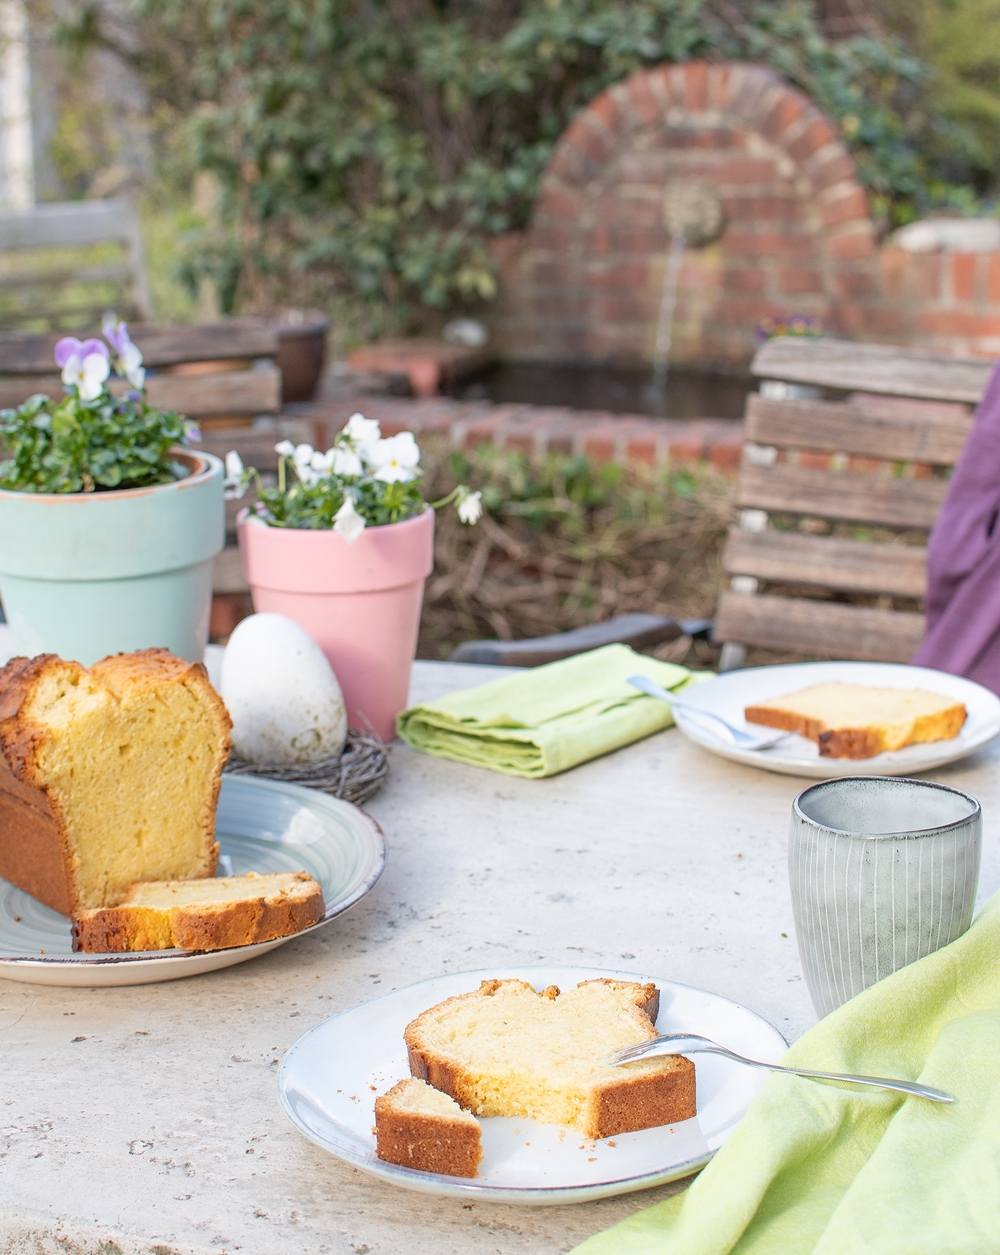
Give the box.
[912,356,1000,692]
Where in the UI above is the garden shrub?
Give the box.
[61,0,971,327]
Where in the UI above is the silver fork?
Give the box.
[610,1032,955,1104]
[628,674,796,752]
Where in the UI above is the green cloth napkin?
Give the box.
[573,892,1000,1255]
[396,643,707,778]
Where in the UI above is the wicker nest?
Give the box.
[224,728,389,806]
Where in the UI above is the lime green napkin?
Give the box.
[396,643,708,778]
[573,892,1000,1255]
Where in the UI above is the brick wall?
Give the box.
[491,61,1000,368]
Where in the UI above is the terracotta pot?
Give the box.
[237,508,434,740]
[274,311,328,403]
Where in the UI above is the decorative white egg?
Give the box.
[221,613,347,765]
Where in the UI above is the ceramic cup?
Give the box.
[789,776,982,1018]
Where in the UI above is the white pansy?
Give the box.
[341,412,381,459]
[119,340,145,389]
[62,350,111,402]
[333,496,366,544]
[223,450,248,500]
[274,439,296,458]
[292,443,322,485]
[457,489,483,524]
[331,445,363,477]
[310,449,335,474]
[369,432,421,484]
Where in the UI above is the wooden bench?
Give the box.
[0,199,153,332]
[713,336,994,669]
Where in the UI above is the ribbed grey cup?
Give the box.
[789,777,981,1019]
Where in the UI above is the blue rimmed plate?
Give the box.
[278,966,786,1205]
[0,774,386,986]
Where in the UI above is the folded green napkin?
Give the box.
[396,643,707,778]
[573,891,1000,1255]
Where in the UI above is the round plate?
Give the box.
[672,661,1000,778]
[278,965,786,1205]
[0,775,386,986]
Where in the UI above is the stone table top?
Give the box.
[3,659,1000,1255]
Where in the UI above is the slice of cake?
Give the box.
[374,1078,482,1177]
[745,682,967,759]
[72,870,324,952]
[403,978,695,1140]
[0,648,231,915]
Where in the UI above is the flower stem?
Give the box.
[428,486,461,510]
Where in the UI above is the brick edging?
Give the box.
[292,397,743,472]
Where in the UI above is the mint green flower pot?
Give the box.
[0,450,224,665]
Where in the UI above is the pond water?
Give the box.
[449,362,750,420]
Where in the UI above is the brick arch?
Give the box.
[492,61,877,367]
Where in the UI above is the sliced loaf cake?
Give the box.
[0,648,231,914]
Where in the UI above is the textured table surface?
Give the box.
[3,659,1000,1255]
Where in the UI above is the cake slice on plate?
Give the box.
[72,870,324,953]
[744,682,967,759]
[375,1078,482,1177]
[403,977,695,1140]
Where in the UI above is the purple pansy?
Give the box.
[54,337,108,368]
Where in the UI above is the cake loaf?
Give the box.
[374,1077,482,1177]
[72,870,324,952]
[745,682,967,759]
[0,648,231,915]
[404,978,695,1140]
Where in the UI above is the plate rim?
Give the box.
[277,963,787,1204]
[0,773,387,971]
[672,660,1000,778]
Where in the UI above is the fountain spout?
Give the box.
[647,181,725,417]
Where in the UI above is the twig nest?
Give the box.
[221,613,347,764]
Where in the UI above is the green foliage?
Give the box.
[880,0,1000,197]
[0,389,188,494]
[255,462,425,529]
[447,444,712,530]
[64,0,974,320]
[449,447,622,529]
[242,421,475,530]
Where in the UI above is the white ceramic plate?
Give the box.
[0,775,386,987]
[670,661,1000,778]
[278,966,786,1205]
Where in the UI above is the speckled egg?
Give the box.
[221,613,347,764]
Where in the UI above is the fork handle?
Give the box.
[717,1050,955,1103]
[630,680,738,734]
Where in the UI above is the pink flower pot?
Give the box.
[237,508,434,741]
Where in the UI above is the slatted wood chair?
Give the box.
[0,199,153,332]
[713,336,994,670]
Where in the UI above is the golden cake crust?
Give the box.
[374,1078,482,1177]
[745,683,967,760]
[0,648,231,915]
[71,870,324,952]
[404,978,695,1140]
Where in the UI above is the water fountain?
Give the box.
[646,181,725,417]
